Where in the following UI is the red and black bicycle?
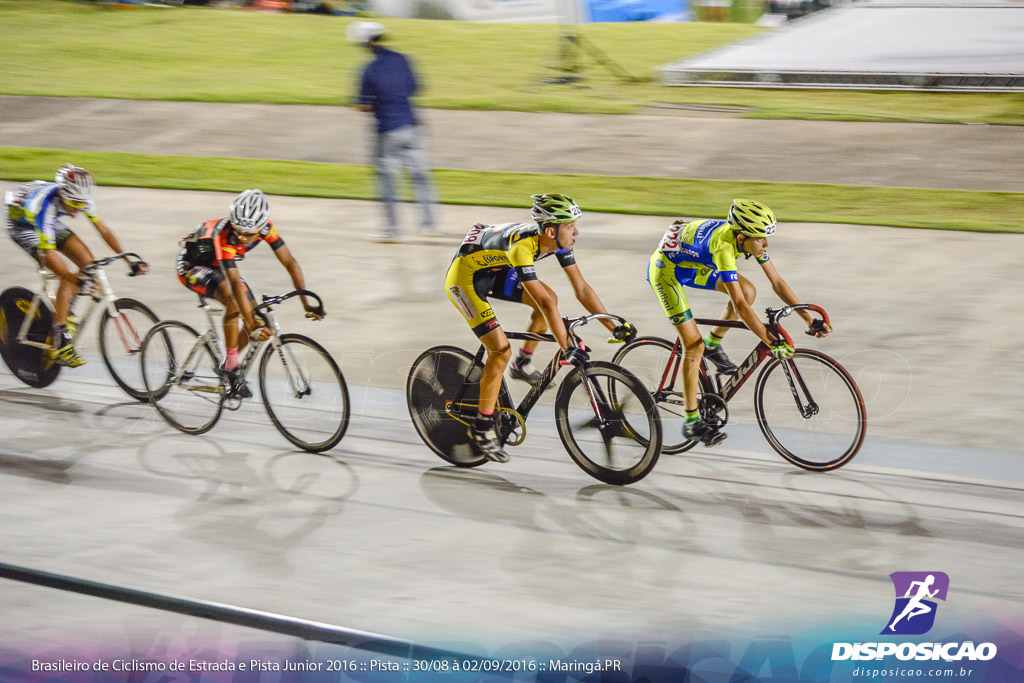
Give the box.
[610,305,866,471]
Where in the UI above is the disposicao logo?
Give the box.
[882,571,948,635]
[831,572,997,662]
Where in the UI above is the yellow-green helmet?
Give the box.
[531,193,582,224]
[727,199,777,238]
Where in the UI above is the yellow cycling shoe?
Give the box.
[51,343,87,368]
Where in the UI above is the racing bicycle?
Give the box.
[610,305,866,470]
[0,252,157,399]
[139,289,349,453]
[406,313,662,486]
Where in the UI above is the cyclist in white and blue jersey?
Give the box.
[4,164,147,367]
[648,199,830,445]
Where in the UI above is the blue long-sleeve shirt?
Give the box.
[358,46,420,133]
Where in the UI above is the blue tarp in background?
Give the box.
[584,0,687,22]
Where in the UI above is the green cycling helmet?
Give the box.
[728,199,777,238]
[531,193,582,224]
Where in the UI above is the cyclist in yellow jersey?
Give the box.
[648,199,831,445]
[445,193,635,463]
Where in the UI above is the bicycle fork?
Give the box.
[779,358,819,419]
[94,270,143,354]
[272,337,312,399]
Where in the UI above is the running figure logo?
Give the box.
[881,572,950,635]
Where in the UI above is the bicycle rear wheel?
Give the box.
[0,286,61,388]
[259,333,350,453]
[406,346,513,467]
[610,336,696,455]
[99,297,160,402]
[140,320,226,435]
[555,361,662,486]
[754,349,866,471]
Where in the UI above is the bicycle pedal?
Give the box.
[702,431,728,447]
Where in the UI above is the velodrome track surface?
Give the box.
[1,186,1022,649]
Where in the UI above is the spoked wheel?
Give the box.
[406,346,513,467]
[0,286,61,388]
[754,349,866,471]
[99,297,160,402]
[259,333,350,453]
[140,320,226,435]
[555,360,662,486]
[611,336,698,454]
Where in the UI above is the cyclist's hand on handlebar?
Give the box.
[769,339,794,360]
[561,346,590,367]
[608,322,637,344]
[129,261,149,277]
[247,321,272,342]
[805,319,831,337]
[304,303,325,321]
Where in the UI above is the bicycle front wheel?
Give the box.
[555,361,662,486]
[259,334,350,453]
[140,320,226,435]
[610,336,698,455]
[754,349,866,471]
[99,297,160,402]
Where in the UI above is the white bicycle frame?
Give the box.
[16,265,122,351]
[169,296,311,399]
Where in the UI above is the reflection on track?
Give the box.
[2,370,1024,645]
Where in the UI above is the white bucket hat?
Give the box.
[345,21,387,44]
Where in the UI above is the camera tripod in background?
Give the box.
[543,29,638,85]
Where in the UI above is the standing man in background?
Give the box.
[350,21,439,243]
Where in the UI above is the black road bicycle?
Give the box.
[0,252,157,399]
[407,313,663,486]
[139,289,349,453]
[610,305,866,471]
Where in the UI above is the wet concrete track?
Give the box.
[2,185,1022,648]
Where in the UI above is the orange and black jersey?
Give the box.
[455,222,576,281]
[179,217,285,269]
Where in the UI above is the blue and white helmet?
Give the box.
[229,189,270,234]
[55,164,94,204]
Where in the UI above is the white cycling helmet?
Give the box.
[229,189,270,234]
[55,164,94,204]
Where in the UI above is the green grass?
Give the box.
[1,0,1021,121]
[4,146,1021,233]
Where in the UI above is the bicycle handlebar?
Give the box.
[766,304,831,346]
[564,312,629,334]
[564,313,632,348]
[254,289,326,321]
[81,252,148,276]
[767,304,830,327]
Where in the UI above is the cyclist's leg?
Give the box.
[176,261,238,361]
[649,252,723,442]
[445,261,511,409]
[690,267,742,374]
[648,253,699,408]
[38,248,78,327]
[224,278,256,358]
[445,259,512,461]
[477,326,512,414]
[39,241,86,366]
[495,272,555,384]
[47,228,90,327]
[517,280,556,354]
[711,272,755,339]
